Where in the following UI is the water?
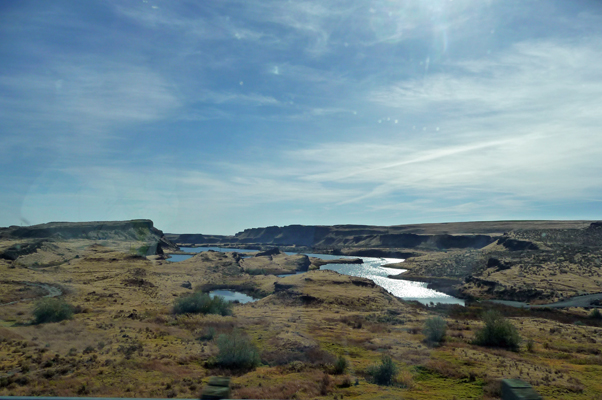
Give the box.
[168,246,258,262]
[209,290,257,304]
[168,254,194,262]
[180,246,259,253]
[320,257,465,306]
[172,247,464,305]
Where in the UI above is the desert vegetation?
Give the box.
[423,316,447,345]
[1,225,602,399]
[472,310,521,351]
[214,330,260,370]
[32,298,74,324]
[366,354,399,386]
[173,292,232,316]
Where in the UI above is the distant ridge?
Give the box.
[166,220,596,250]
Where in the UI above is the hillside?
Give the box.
[166,220,594,251]
[0,220,177,267]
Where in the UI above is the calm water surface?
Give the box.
[168,254,194,262]
[209,290,257,304]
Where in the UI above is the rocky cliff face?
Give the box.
[167,224,496,250]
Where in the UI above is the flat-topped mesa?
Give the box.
[1,219,155,240]
[0,219,177,256]
[168,224,498,250]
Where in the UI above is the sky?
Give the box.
[1,0,602,234]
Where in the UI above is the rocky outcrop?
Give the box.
[0,220,177,256]
[0,241,45,261]
[255,247,281,257]
[241,253,310,275]
[497,237,539,251]
[309,257,363,268]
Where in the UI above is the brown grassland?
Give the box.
[0,239,602,399]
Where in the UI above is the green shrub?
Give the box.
[216,330,260,370]
[367,354,398,386]
[473,310,521,351]
[423,316,446,345]
[526,338,535,352]
[589,309,602,320]
[173,292,232,316]
[334,355,348,374]
[33,298,73,324]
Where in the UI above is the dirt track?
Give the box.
[489,292,602,309]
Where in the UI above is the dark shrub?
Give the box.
[320,373,332,395]
[423,316,447,345]
[589,309,602,320]
[33,298,73,324]
[473,310,521,351]
[173,292,232,316]
[334,355,348,374]
[367,354,398,385]
[198,327,216,341]
[216,330,260,370]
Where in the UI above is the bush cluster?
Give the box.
[423,316,447,345]
[334,355,348,374]
[33,298,74,324]
[367,354,398,385]
[473,310,521,351]
[173,292,232,316]
[216,330,260,370]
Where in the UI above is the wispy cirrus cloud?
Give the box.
[284,39,602,208]
[0,61,180,157]
[4,0,602,232]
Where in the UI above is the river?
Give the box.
[171,247,464,306]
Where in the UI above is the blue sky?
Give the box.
[2,0,602,234]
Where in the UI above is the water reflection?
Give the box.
[320,257,464,306]
[168,254,193,262]
[171,248,464,305]
[209,290,257,304]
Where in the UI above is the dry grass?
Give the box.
[1,241,602,399]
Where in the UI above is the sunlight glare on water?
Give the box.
[320,257,464,305]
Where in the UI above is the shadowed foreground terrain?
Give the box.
[0,220,601,399]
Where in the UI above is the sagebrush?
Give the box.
[367,354,398,385]
[173,292,232,315]
[216,330,260,369]
[423,316,446,344]
[33,297,74,324]
[334,355,348,374]
[473,310,521,351]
